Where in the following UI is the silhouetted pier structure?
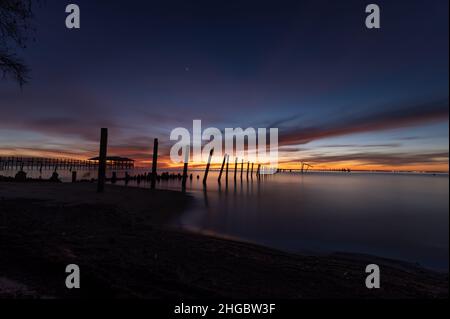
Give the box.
[88,156,135,169]
[0,156,134,171]
[2,126,325,191]
[300,162,313,174]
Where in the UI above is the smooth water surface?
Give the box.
[2,168,448,270]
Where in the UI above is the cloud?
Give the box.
[306,151,449,166]
[0,86,125,142]
[318,143,401,148]
[278,99,449,146]
[26,117,121,141]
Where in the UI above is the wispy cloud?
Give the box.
[306,151,449,166]
[318,143,401,148]
[279,99,449,145]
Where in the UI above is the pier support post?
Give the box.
[247,161,250,179]
[225,155,229,181]
[72,171,77,183]
[97,128,108,193]
[182,146,189,190]
[151,138,159,189]
[203,149,214,186]
[218,154,227,183]
[234,157,238,181]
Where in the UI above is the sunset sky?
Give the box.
[0,0,448,172]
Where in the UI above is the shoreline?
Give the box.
[167,224,449,274]
[0,182,448,299]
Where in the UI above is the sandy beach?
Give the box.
[0,182,448,299]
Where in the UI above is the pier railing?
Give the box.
[0,156,134,171]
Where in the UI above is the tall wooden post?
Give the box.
[247,162,250,179]
[234,157,238,181]
[225,155,229,181]
[257,164,261,178]
[251,163,254,178]
[203,149,214,186]
[182,146,189,190]
[97,128,108,193]
[151,138,158,189]
[240,159,244,179]
[218,154,227,183]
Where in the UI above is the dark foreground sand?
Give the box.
[0,182,447,299]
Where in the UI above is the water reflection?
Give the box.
[174,171,449,271]
[1,167,448,270]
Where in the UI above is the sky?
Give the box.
[0,0,448,171]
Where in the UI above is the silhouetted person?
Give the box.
[111,172,117,184]
[14,170,27,181]
[49,171,61,183]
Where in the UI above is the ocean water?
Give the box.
[1,168,448,270]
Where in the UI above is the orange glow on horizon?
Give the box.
[1,150,448,173]
[134,159,449,173]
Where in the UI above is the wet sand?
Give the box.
[0,182,447,299]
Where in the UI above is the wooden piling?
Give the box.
[182,146,189,190]
[218,154,227,182]
[72,171,77,183]
[225,155,229,181]
[203,149,214,185]
[241,159,244,179]
[247,161,250,179]
[234,157,238,181]
[97,128,108,193]
[151,138,158,189]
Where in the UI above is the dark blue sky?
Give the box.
[0,0,448,170]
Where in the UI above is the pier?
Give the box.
[0,156,134,171]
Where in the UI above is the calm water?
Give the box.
[2,168,449,270]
